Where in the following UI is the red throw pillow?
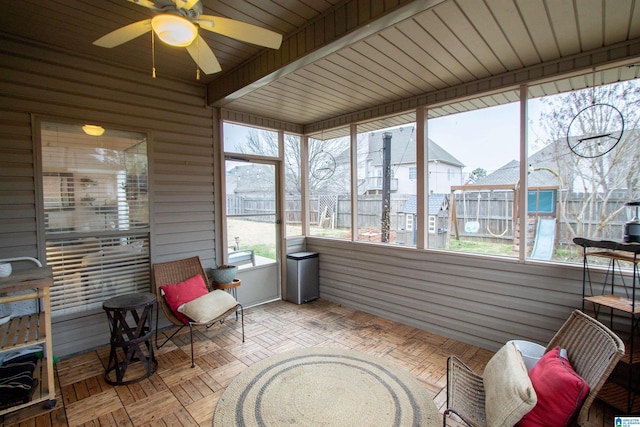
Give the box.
[517,347,589,427]
[160,275,208,323]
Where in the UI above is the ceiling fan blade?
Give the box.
[93,19,152,48]
[185,35,222,74]
[126,0,160,10]
[196,15,282,49]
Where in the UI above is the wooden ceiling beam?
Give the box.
[205,0,445,107]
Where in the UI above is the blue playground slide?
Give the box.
[530,217,556,260]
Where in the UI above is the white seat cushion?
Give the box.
[483,341,537,427]
[178,290,238,323]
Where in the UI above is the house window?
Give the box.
[409,167,416,180]
[40,121,150,317]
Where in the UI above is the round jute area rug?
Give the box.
[213,347,440,427]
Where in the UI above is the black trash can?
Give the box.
[286,252,319,304]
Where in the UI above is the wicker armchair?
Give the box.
[444,309,625,427]
[152,256,244,368]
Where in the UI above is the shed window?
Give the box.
[528,190,556,214]
[428,215,436,234]
[406,214,414,231]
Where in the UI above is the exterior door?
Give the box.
[225,158,281,306]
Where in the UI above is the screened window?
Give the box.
[356,124,416,245]
[309,130,351,239]
[527,77,640,262]
[429,98,519,255]
[284,133,303,237]
[40,121,150,316]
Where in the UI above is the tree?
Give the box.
[241,129,351,196]
[536,80,640,239]
[470,168,487,182]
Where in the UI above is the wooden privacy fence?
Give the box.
[231,194,409,229]
[229,192,632,246]
[451,189,633,246]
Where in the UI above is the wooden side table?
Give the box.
[103,292,157,385]
[214,278,241,299]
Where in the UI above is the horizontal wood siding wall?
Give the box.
[286,236,306,254]
[306,237,621,352]
[0,35,217,357]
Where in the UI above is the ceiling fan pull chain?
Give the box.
[151,30,157,78]
[195,36,200,80]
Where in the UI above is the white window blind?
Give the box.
[46,236,150,316]
[40,121,150,317]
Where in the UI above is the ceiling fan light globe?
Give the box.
[82,125,105,136]
[151,14,197,47]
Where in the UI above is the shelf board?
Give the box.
[621,342,640,365]
[584,295,640,314]
[0,266,53,293]
[586,251,639,264]
[0,312,46,351]
[598,381,640,414]
[574,237,640,254]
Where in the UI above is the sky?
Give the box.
[428,100,544,175]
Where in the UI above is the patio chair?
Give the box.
[443,309,625,427]
[152,256,244,368]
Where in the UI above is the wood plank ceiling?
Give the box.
[2,0,640,137]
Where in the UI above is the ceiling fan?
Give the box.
[93,0,283,75]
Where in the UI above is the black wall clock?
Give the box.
[311,152,336,180]
[566,103,624,158]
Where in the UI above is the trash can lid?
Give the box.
[287,252,319,260]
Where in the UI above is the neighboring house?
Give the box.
[360,128,465,195]
[473,143,564,189]
[227,164,274,195]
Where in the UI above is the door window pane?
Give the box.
[226,160,277,268]
[224,122,278,157]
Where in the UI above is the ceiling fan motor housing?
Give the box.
[154,0,203,19]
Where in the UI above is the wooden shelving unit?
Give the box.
[574,237,640,415]
[0,266,56,415]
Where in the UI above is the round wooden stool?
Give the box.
[103,292,157,385]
